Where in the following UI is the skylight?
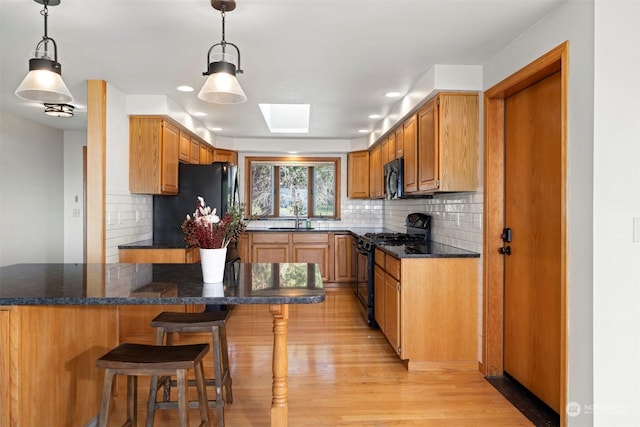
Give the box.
[259,103,310,133]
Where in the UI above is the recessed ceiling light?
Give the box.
[259,104,310,133]
[192,111,207,117]
[368,114,381,119]
[210,127,223,131]
[358,129,369,133]
[288,151,299,154]
[385,91,402,98]
[177,85,194,92]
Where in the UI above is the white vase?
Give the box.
[199,247,227,283]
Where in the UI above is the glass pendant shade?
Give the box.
[15,57,73,104]
[198,61,246,104]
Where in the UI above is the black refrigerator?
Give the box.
[153,162,238,246]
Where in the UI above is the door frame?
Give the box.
[482,41,568,421]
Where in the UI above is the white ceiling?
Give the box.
[0,0,564,140]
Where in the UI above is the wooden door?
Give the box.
[503,71,561,413]
[417,98,439,191]
[292,245,330,281]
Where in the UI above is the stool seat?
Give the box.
[151,311,230,330]
[149,310,232,427]
[96,343,211,427]
[97,343,209,370]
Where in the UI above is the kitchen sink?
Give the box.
[267,227,315,230]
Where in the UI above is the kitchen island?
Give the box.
[0,262,325,427]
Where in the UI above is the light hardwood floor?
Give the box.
[107,287,532,426]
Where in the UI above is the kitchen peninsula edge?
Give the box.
[0,262,325,427]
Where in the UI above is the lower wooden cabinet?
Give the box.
[247,231,356,283]
[250,232,290,264]
[333,233,356,282]
[1,305,118,426]
[374,249,478,370]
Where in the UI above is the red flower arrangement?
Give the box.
[181,196,246,249]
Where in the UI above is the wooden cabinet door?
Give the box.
[333,234,355,282]
[380,138,389,167]
[292,244,330,281]
[161,121,179,194]
[395,127,404,159]
[387,133,396,162]
[402,114,418,193]
[374,264,385,331]
[385,272,401,355]
[252,244,289,263]
[213,149,238,165]
[199,143,209,164]
[189,138,200,164]
[347,150,370,198]
[179,131,191,162]
[369,144,383,198]
[417,98,439,191]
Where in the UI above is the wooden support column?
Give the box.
[269,304,289,427]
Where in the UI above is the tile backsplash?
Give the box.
[105,194,153,263]
[382,192,483,254]
[106,192,483,261]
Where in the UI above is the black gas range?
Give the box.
[355,213,431,327]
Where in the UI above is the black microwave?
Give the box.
[384,158,405,200]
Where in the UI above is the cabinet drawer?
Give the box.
[385,255,401,280]
[375,249,385,267]
[251,232,290,244]
[292,232,329,244]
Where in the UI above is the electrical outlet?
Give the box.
[72,209,81,218]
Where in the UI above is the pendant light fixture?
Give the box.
[197,0,246,104]
[15,0,74,104]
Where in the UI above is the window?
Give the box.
[246,157,341,219]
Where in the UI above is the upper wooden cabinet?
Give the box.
[402,114,418,193]
[213,148,238,166]
[129,116,179,195]
[369,144,384,199]
[413,92,479,194]
[179,130,191,163]
[347,150,370,198]
[189,137,200,164]
[387,133,396,162]
[395,126,404,159]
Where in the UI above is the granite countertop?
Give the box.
[118,228,390,249]
[0,263,325,306]
[117,229,479,259]
[376,241,480,259]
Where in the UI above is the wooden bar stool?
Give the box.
[96,342,210,427]
[149,311,232,427]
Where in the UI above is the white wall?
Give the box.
[0,111,64,266]
[63,130,87,263]
[483,1,595,424]
[593,1,640,426]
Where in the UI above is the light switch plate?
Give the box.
[634,218,640,243]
